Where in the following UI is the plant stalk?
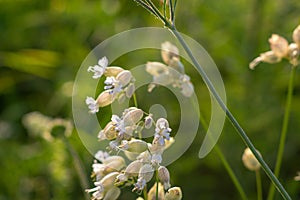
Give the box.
[267,66,296,200]
[168,25,291,200]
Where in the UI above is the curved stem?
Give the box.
[267,66,296,200]
[199,115,248,200]
[133,93,138,107]
[168,26,291,200]
[256,170,263,200]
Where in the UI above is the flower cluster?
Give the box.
[86,56,135,114]
[146,41,194,97]
[85,50,183,199]
[250,25,300,69]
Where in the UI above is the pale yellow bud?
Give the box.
[292,25,300,46]
[127,139,148,153]
[96,90,114,107]
[242,147,261,171]
[158,166,171,189]
[146,62,168,76]
[103,186,121,200]
[165,187,183,200]
[104,66,124,77]
[249,51,281,69]
[288,43,299,66]
[161,41,180,65]
[123,108,143,126]
[269,34,289,58]
[116,70,132,86]
[147,182,165,200]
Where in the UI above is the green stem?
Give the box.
[62,136,90,200]
[133,93,138,108]
[267,67,296,200]
[168,25,291,200]
[199,115,248,200]
[143,186,148,200]
[256,170,263,200]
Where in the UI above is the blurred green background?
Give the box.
[0,0,300,199]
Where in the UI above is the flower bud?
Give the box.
[146,62,168,76]
[123,108,143,126]
[124,160,144,177]
[144,114,153,129]
[148,182,165,200]
[104,66,124,77]
[242,147,261,171]
[158,166,171,189]
[288,43,299,66]
[102,156,125,171]
[96,90,114,107]
[103,186,121,200]
[127,139,148,153]
[116,70,132,86]
[293,25,300,46]
[269,34,289,57]
[165,187,183,200]
[249,51,281,69]
[100,122,117,140]
[125,83,135,98]
[161,41,180,65]
[96,172,119,192]
[294,172,300,181]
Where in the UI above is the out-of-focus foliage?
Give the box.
[0,0,300,199]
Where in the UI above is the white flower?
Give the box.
[155,118,171,145]
[86,96,99,114]
[88,56,108,79]
[95,151,110,162]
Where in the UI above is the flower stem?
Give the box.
[133,93,138,107]
[168,25,291,200]
[199,115,248,200]
[156,170,159,200]
[143,186,148,200]
[267,66,296,200]
[256,170,263,200]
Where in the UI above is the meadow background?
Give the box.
[0,0,300,199]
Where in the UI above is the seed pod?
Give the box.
[144,115,153,129]
[104,66,124,77]
[165,187,183,200]
[96,90,114,107]
[123,108,143,126]
[288,43,299,66]
[116,70,132,86]
[242,147,261,171]
[292,25,300,46]
[269,34,289,58]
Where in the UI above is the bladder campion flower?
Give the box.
[250,25,300,69]
[88,56,109,79]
